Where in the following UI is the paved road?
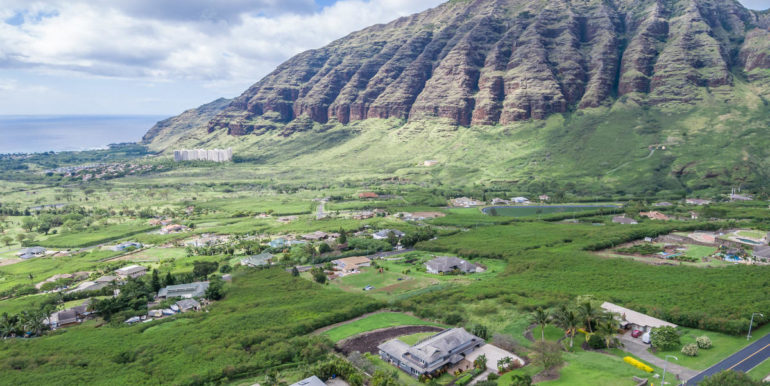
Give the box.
[618,333,700,383]
[684,332,770,385]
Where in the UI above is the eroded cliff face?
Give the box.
[206,0,770,136]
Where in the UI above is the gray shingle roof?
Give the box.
[291,376,326,386]
[157,281,209,298]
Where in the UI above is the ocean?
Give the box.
[0,115,167,154]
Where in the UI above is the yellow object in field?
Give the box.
[623,356,654,373]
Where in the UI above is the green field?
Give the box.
[484,205,619,218]
[322,312,444,342]
[652,324,770,370]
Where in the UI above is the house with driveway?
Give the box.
[601,301,677,332]
[378,328,484,377]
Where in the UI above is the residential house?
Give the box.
[425,256,480,274]
[17,246,46,259]
[612,216,638,225]
[358,192,379,199]
[639,211,670,221]
[490,198,510,205]
[511,197,530,204]
[378,328,484,377]
[159,224,189,234]
[269,238,288,249]
[730,193,753,201]
[291,376,327,386]
[110,241,143,252]
[68,275,118,293]
[686,198,711,206]
[373,229,405,240]
[176,299,201,312]
[601,302,677,332]
[449,197,485,208]
[148,309,163,318]
[653,202,674,207]
[157,281,209,299]
[240,252,273,267]
[115,265,148,279]
[353,210,376,220]
[539,195,550,201]
[332,256,371,273]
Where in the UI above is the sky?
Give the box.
[0,0,767,116]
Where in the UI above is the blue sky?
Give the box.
[0,0,767,116]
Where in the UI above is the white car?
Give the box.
[641,332,651,344]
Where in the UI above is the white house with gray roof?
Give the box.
[425,256,480,274]
[378,328,483,377]
[157,281,209,299]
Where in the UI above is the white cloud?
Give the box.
[0,0,444,90]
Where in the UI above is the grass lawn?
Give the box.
[652,324,770,370]
[748,358,770,381]
[398,332,436,345]
[497,364,543,384]
[38,222,157,248]
[327,251,504,301]
[540,350,656,386]
[322,312,444,342]
[685,244,717,260]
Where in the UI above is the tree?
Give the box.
[531,341,563,375]
[577,301,601,333]
[219,264,232,273]
[337,228,347,244]
[318,242,332,254]
[291,266,300,277]
[386,231,398,246]
[650,326,680,351]
[681,343,698,356]
[192,261,218,279]
[205,277,224,300]
[21,217,36,232]
[555,308,580,348]
[310,267,327,284]
[473,353,487,370]
[150,269,161,292]
[700,370,763,386]
[596,319,619,349]
[471,324,489,340]
[164,272,175,286]
[531,308,550,342]
[508,374,532,386]
[696,336,712,349]
[1,236,12,248]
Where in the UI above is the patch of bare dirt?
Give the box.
[336,325,444,355]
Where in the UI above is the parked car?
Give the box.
[631,329,643,338]
[363,285,374,291]
[642,332,651,344]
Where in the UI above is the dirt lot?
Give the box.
[337,325,444,355]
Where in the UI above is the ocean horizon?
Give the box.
[0,115,167,154]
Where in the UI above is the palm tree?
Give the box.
[531,308,550,342]
[596,318,619,349]
[578,301,601,333]
[0,313,16,339]
[556,309,580,348]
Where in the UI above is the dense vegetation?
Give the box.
[0,269,379,384]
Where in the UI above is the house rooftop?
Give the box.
[601,302,677,329]
[291,375,326,386]
[425,256,476,273]
[158,281,209,298]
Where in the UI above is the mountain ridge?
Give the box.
[198,0,770,135]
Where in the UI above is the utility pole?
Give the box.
[661,355,677,386]
[748,312,764,340]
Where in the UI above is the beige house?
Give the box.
[332,256,371,273]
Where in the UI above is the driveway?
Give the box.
[618,332,700,383]
[684,332,770,385]
[464,344,523,382]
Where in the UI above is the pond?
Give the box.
[736,237,763,245]
[482,204,620,217]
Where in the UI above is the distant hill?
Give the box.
[142,98,231,151]
[143,0,770,196]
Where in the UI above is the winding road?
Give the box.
[683,332,770,385]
